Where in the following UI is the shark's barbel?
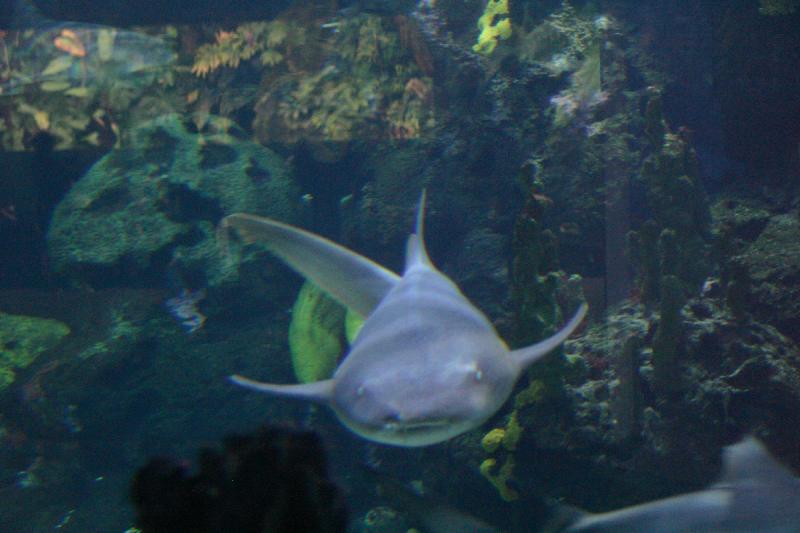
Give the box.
[219,192,587,446]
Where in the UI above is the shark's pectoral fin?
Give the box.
[229,374,335,404]
[218,214,400,318]
[510,303,588,371]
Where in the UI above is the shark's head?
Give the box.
[331,336,518,447]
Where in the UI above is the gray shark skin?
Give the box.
[567,437,800,533]
[218,192,587,446]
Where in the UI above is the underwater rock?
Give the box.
[731,211,800,344]
[712,197,800,343]
[0,312,70,391]
[47,113,300,288]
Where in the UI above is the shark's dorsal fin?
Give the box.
[510,303,588,371]
[717,436,798,487]
[405,190,432,273]
[218,214,400,318]
[229,375,334,404]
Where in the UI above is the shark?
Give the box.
[218,192,587,446]
[566,436,800,532]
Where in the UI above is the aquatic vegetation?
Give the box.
[0,24,177,150]
[472,0,512,55]
[191,20,306,77]
[253,13,434,143]
[0,24,175,96]
[0,313,70,391]
[189,12,435,144]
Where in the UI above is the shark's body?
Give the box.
[567,437,800,532]
[219,193,586,446]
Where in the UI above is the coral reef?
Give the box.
[503,294,800,511]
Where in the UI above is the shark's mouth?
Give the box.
[386,418,452,433]
[338,410,472,446]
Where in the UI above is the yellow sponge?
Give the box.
[473,0,512,55]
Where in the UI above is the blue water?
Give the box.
[1,0,799,531]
